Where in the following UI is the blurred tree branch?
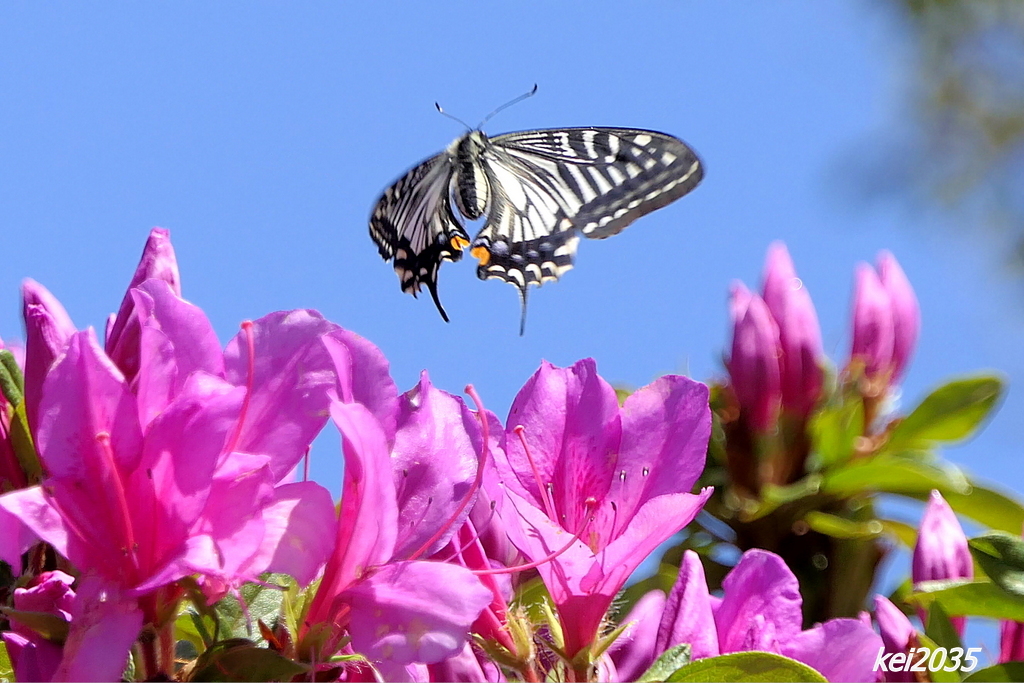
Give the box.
[873,0,1024,266]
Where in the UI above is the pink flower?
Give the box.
[647,550,882,683]
[494,359,712,659]
[302,336,492,669]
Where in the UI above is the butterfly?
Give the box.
[369,112,703,333]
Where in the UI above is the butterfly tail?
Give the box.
[518,284,529,336]
[426,279,450,323]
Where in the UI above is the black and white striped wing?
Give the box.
[471,128,703,296]
[369,154,470,322]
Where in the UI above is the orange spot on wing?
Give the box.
[471,246,490,266]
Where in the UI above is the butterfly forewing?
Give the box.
[368,125,703,331]
[494,128,703,239]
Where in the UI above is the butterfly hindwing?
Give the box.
[470,128,702,307]
[369,154,469,321]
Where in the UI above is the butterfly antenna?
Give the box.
[435,102,473,133]
[518,285,529,336]
[478,84,538,130]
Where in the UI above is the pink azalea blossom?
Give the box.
[302,336,492,669]
[640,549,882,683]
[494,358,713,660]
[0,229,341,678]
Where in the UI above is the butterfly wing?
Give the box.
[471,128,703,330]
[369,153,470,322]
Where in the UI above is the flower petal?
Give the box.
[610,590,667,682]
[21,279,76,434]
[877,251,919,382]
[223,310,339,481]
[657,550,719,660]
[596,375,710,539]
[503,359,621,532]
[850,263,895,378]
[250,481,338,586]
[0,488,58,566]
[727,284,782,432]
[132,280,225,425]
[53,576,143,683]
[323,329,399,444]
[306,401,398,626]
[36,331,144,577]
[105,228,182,382]
[391,372,479,559]
[761,243,824,417]
[781,618,883,683]
[343,561,491,665]
[716,549,803,653]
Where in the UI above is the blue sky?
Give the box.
[2,2,1021,599]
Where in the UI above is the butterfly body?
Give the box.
[370,126,703,332]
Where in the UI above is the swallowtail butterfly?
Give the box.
[369,99,703,333]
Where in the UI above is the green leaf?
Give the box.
[591,621,630,660]
[914,633,961,683]
[215,575,290,643]
[970,532,1024,597]
[887,375,1004,449]
[878,519,918,548]
[809,399,864,468]
[742,476,823,521]
[0,639,13,683]
[186,638,307,682]
[822,455,969,498]
[9,401,41,483]
[665,652,827,682]
[963,662,1024,682]
[924,601,962,651]
[936,486,1024,535]
[804,511,883,539]
[1,608,70,642]
[907,580,1024,621]
[637,644,691,682]
[0,350,24,406]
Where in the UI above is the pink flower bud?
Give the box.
[21,279,76,435]
[728,282,782,433]
[1001,620,1024,663]
[913,490,972,636]
[873,595,915,682]
[761,242,824,418]
[106,227,182,381]
[850,263,895,379]
[876,251,919,382]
